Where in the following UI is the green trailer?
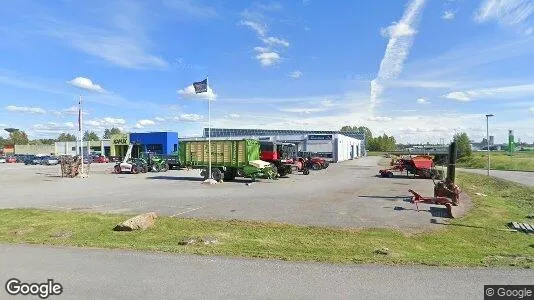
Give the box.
[178,139,277,182]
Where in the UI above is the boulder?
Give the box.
[113,212,157,231]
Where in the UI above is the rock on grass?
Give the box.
[113,212,157,231]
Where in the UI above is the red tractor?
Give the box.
[260,142,309,176]
[298,152,330,171]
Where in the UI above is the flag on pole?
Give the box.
[78,99,82,131]
[193,79,208,94]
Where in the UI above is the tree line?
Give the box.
[340,126,396,151]
[0,128,122,147]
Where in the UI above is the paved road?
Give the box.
[1,244,532,300]
[458,168,534,187]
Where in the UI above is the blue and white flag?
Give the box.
[193,79,208,94]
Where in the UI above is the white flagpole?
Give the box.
[79,95,84,175]
[207,75,211,180]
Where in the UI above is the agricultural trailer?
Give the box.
[408,142,462,218]
[379,155,442,179]
[178,139,277,182]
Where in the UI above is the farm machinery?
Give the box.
[298,152,329,170]
[114,144,148,174]
[408,142,462,218]
[140,152,169,172]
[379,155,441,179]
[260,142,310,176]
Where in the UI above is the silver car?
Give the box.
[41,156,59,165]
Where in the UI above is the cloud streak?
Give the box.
[443,83,534,101]
[5,105,46,114]
[370,0,427,105]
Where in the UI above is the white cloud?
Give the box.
[240,20,267,37]
[173,113,203,122]
[368,116,393,121]
[279,107,326,114]
[321,99,334,107]
[5,105,46,114]
[441,10,455,20]
[154,117,165,122]
[380,22,417,38]
[262,36,290,47]
[256,51,280,66]
[417,97,428,104]
[134,119,156,129]
[177,84,217,101]
[85,117,126,128]
[52,106,88,116]
[33,122,75,133]
[254,46,270,53]
[290,70,302,78]
[228,113,240,119]
[162,0,219,19]
[443,83,534,101]
[371,0,427,104]
[68,77,105,93]
[474,0,534,26]
[529,107,534,114]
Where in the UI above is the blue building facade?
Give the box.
[129,132,178,155]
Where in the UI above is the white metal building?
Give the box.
[54,140,111,156]
[182,132,362,162]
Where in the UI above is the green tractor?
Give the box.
[141,152,169,172]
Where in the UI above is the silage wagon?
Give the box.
[178,139,277,182]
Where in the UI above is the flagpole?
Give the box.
[207,75,211,180]
[79,95,84,176]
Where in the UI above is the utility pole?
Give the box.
[485,114,494,176]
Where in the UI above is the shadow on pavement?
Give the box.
[358,195,411,201]
[146,176,255,184]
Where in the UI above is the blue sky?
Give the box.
[0,0,533,144]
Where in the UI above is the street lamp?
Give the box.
[485,114,494,176]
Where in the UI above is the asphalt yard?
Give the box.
[0,156,471,232]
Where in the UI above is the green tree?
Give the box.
[103,127,122,139]
[0,136,7,147]
[367,134,397,151]
[454,132,472,158]
[8,130,29,145]
[340,126,373,149]
[57,133,77,142]
[83,131,100,141]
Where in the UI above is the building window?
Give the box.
[71,147,76,151]
[146,144,163,154]
[174,144,178,152]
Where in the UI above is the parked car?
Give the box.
[6,156,17,163]
[23,155,38,165]
[40,156,59,165]
[0,157,6,163]
[83,156,93,164]
[92,155,109,163]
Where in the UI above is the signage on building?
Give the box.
[308,135,332,140]
[111,134,129,145]
[258,137,271,141]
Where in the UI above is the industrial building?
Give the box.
[129,132,178,155]
[55,140,111,156]
[184,128,365,162]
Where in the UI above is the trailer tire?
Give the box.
[387,172,393,178]
[201,168,209,180]
[223,168,237,181]
[212,168,223,182]
[114,165,121,174]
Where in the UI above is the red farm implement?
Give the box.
[379,155,441,179]
[407,142,461,218]
[260,142,309,176]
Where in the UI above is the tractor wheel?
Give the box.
[154,164,161,173]
[131,166,139,174]
[201,168,209,180]
[323,161,329,169]
[212,168,223,182]
[311,163,321,171]
[387,172,393,178]
[302,168,310,175]
[114,165,121,174]
[161,164,169,172]
[223,169,236,181]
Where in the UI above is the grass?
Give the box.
[1,173,533,267]
[458,151,534,172]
